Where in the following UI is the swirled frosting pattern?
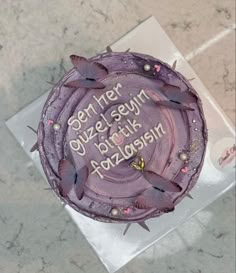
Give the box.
[37,52,207,224]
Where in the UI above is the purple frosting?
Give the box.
[37,52,207,224]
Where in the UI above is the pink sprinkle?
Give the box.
[154,64,161,72]
[181,166,188,173]
[123,208,131,214]
[48,119,54,125]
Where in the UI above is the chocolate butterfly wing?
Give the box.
[144,170,182,192]
[64,79,105,89]
[123,223,131,236]
[74,165,89,200]
[58,159,77,197]
[138,221,150,232]
[30,142,38,152]
[27,125,37,134]
[135,187,174,210]
[123,221,150,236]
[172,60,177,70]
[27,126,39,152]
[70,55,108,80]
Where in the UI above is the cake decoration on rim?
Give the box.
[29,46,207,234]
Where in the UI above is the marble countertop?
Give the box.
[0,1,235,273]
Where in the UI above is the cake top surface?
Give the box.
[37,51,207,226]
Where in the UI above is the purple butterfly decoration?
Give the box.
[130,156,181,210]
[64,55,108,89]
[129,155,181,210]
[154,100,194,111]
[74,165,89,200]
[145,89,194,111]
[159,84,196,104]
[135,187,175,210]
[140,169,181,211]
[143,170,182,193]
[58,159,88,200]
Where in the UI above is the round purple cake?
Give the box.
[36,50,207,233]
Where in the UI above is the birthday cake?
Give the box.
[35,49,207,233]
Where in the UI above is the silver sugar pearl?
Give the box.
[192,119,196,123]
[53,123,61,130]
[194,128,198,131]
[111,208,119,216]
[144,64,151,71]
[179,152,188,161]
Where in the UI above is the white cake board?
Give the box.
[6,16,235,273]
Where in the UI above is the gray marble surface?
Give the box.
[0,1,235,273]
